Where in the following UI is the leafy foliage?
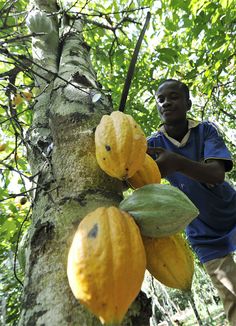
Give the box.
[0,0,235,324]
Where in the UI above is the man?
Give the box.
[147,79,236,324]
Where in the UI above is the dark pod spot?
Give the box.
[105,145,111,151]
[87,223,98,238]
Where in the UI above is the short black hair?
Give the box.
[157,79,190,100]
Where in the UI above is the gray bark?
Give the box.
[19,1,151,325]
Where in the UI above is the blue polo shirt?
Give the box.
[147,120,236,263]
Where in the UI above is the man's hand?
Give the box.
[147,147,182,177]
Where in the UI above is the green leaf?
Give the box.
[157,48,179,64]
[1,218,17,240]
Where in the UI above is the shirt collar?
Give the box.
[158,119,200,147]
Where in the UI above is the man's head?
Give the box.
[155,79,192,124]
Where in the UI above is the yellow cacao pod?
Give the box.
[12,94,23,106]
[95,111,147,180]
[0,143,7,152]
[67,206,146,324]
[143,233,194,291]
[22,91,33,101]
[127,154,161,189]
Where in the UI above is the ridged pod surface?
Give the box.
[119,184,199,238]
[127,154,161,189]
[95,111,147,180]
[67,206,146,324]
[143,233,194,291]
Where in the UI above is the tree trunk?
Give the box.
[19,1,151,325]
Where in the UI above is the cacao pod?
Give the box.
[127,153,161,189]
[0,144,7,152]
[22,91,33,102]
[119,184,199,238]
[67,206,146,324]
[12,94,23,106]
[143,233,194,291]
[95,111,147,180]
[20,197,27,205]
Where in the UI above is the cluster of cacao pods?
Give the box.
[119,183,197,294]
[95,111,148,180]
[94,110,161,188]
[67,111,198,324]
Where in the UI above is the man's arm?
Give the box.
[147,147,225,184]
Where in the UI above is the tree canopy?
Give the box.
[0,0,235,324]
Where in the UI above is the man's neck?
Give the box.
[164,120,189,142]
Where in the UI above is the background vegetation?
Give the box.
[0,0,235,324]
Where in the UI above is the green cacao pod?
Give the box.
[119,184,199,238]
[95,111,147,180]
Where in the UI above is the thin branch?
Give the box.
[81,13,142,32]
[0,46,96,94]
[83,18,115,31]
[0,106,31,125]
[0,32,46,44]
[0,163,31,182]
[0,46,52,84]
[13,206,32,287]
[72,6,150,17]
[0,188,38,202]
[220,108,235,120]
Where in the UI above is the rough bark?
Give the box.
[19,1,151,325]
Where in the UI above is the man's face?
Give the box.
[155,81,191,124]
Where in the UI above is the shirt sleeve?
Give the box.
[203,122,233,172]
